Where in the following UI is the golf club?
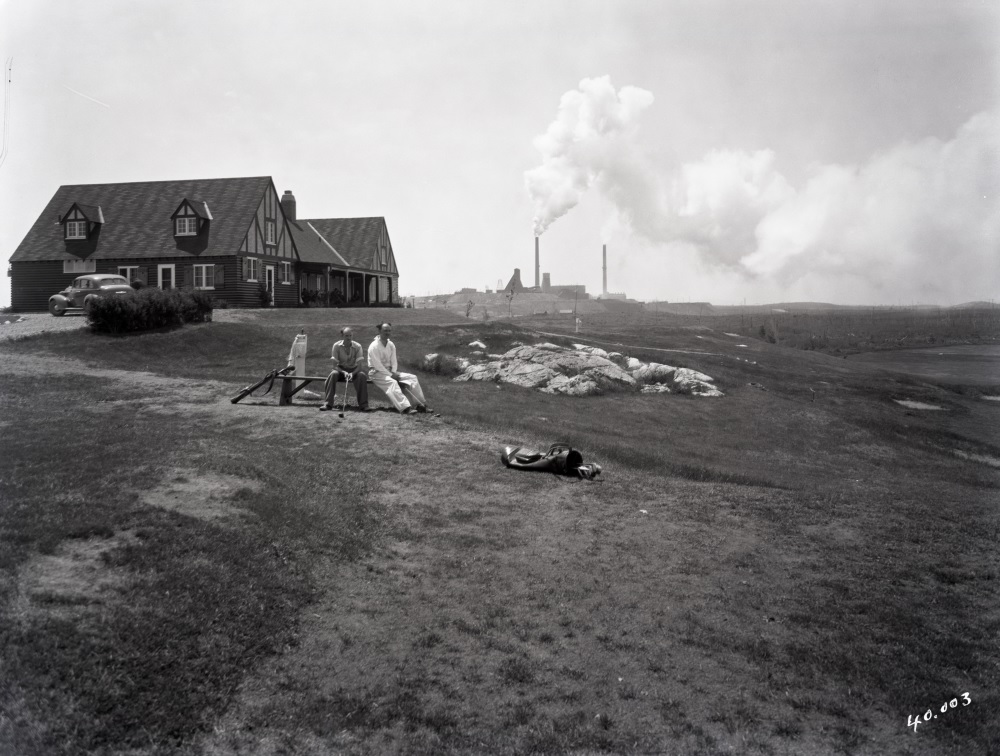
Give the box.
[339,371,353,419]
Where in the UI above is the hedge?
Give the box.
[86,288,214,334]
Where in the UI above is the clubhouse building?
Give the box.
[7,176,400,311]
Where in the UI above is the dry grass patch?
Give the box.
[140,468,263,522]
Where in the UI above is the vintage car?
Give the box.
[48,274,135,316]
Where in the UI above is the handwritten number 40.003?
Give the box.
[908,693,972,733]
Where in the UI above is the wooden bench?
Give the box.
[230,367,408,407]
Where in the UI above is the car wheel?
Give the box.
[49,299,67,317]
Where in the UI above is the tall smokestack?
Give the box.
[535,237,540,289]
[602,244,607,296]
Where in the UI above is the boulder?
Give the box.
[606,351,628,368]
[640,384,672,394]
[501,362,559,388]
[558,376,602,396]
[539,374,572,394]
[632,362,676,384]
[673,367,714,383]
[626,357,643,371]
[544,374,602,396]
[572,343,609,358]
[455,361,502,382]
[673,375,724,397]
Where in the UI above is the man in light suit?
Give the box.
[367,322,428,415]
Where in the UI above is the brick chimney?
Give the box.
[281,190,296,221]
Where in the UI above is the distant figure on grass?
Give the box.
[367,322,429,415]
[319,327,370,412]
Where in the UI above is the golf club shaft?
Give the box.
[341,373,353,416]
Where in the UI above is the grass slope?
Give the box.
[1,309,998,754]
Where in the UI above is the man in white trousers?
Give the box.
[367,322,429,414]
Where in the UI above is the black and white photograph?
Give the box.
[1,1,998,753]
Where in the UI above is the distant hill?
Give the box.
[951,301,997,309]
[711,302,854,314]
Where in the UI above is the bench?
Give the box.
[230,367,410,407]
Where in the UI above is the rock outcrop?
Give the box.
[440,341,723,397]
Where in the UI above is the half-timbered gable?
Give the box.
[236,183,295,260]
[232,181,299,307]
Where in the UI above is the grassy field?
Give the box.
[1,308,998,755]
[562,306,1000,357]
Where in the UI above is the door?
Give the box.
[265,266,275,306]
[158,264,175,290]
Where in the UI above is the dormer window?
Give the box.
[66,220,87,239]
[171,198,212,237]
[61,202,103,240]
[176,217,199,236]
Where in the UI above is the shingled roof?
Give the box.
[10,176,272,262]
[301,217,390,271]
[286,219,350,266]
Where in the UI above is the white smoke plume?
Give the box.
[526,78,999,301]
[525,76,654,237]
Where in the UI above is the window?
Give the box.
[175,217,199,236]
[280,261,292,284]
[247,257,259,282]
[66,220,87,239]
[118,266,139,282]
[193,264,215,289]
[265,220,276,245]
[380,244,387,266]
[63,259,96,274]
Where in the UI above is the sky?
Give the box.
[1,0,998,308]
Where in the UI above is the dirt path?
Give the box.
[0,312,89,341]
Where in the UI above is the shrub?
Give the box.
[86,288,214,334]
[256,284,272,307]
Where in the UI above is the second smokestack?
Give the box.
[535,237,540,289]
[602,244,607,296]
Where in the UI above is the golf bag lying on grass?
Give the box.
[501,442,602,480]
